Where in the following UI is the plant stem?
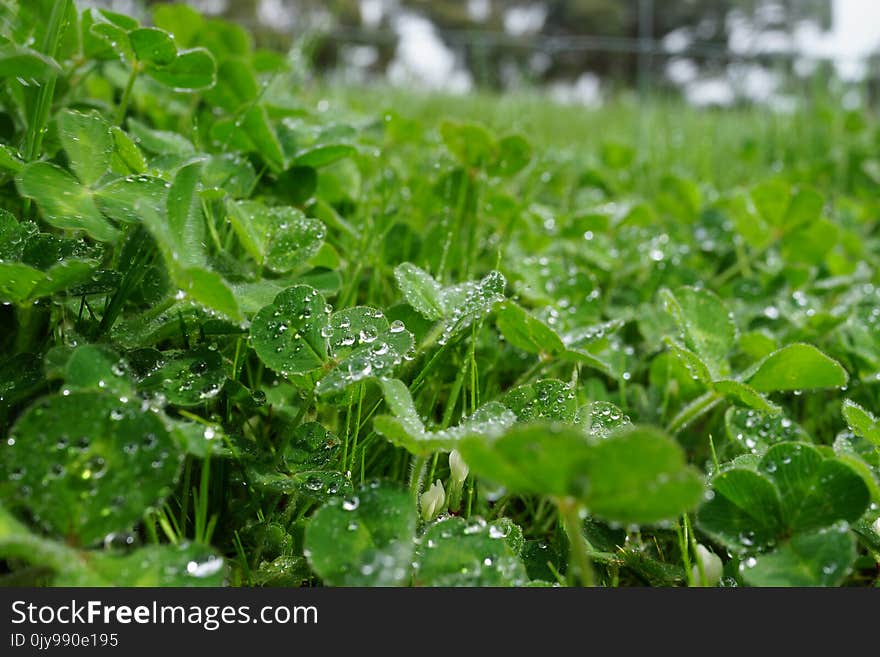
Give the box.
[666,390,722,434]
[684,514,707,587]
[408,454,428,503]
[511,356,547,389]
[557,498,595,587]
[712,239,774,287]
[24,0,70,161]
[14,303,46,354]
[115,63,140,126]
[676,517,694,587]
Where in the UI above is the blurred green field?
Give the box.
[322,83,877,191]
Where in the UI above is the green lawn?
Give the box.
[1,0,879,588]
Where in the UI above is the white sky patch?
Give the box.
[190,0,229,14]
[794,0,880,79]
[729,63,779,102]
[663,28,692,54]
[685,77,736,107]
[388,12,472,92]
[549,73,602,107]
[343,45,379,68]
[726,0,880,80]
[504,5,547,36]
[257,0,295,30]
[468,0,492,23]
[666,58,699,86]
[360,0,387,29]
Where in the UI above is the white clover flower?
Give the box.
[691,544,723,587]
[449,449,469,486]
[420,479,446,522]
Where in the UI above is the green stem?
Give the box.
[408,454,428,503]
[684,514,707,587]
[13,303,46,354]
[115,63,140,126]
[96,231,154,337]
[511,356,548,389]
[447,480,463,513]
[677,517,694,587]
[558,498,595,587]
[349,382,365,472]
[440,352,471,429]
[666,390,723,434]
[464,477,475,518]
[711,239,775,287]
[409,339,450,393]
[24,0,70,161]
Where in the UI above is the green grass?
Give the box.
[0,0,879,588]
[322,83,870,189]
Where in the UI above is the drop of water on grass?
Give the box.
[186,556,223,578]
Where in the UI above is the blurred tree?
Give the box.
[140,0,834,89]
[382,0,832,87]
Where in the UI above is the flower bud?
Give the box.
[420,480,446,522]
[691,544,723,587]
[449,450,469,486]
[872,517,880,537]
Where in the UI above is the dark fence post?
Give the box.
[638,0,655,100]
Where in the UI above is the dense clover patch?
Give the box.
[0,0,877,589]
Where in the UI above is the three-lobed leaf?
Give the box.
[740,527,855,587]
[698,442,869,553]
[249,286,330,376]
[414,516,528,586]
[660,286,735,379]
[304,482,416,586]
[57,109,113,187]
[1,391,182,546]
[461,423,704,524]
[16,163,120,242]
[250,288,414,393]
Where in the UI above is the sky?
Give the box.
[798,0,880,78]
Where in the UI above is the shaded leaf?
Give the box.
[758,442,869,534]
[304,481,416,586]
[17,163,119,242]
[128,27,176,66]
[697,468,783,553]
[1,392,182,546]
[740,527,856,587]
[660,286,735,378]
[581,425,705,525]
[57,109,112,186]
[146,47,216,91]
[249,286,330,376]
[496,302,565,356]
[138,348,226,407]
[414,516,528,586]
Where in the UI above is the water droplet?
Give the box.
[186,556,223,578]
